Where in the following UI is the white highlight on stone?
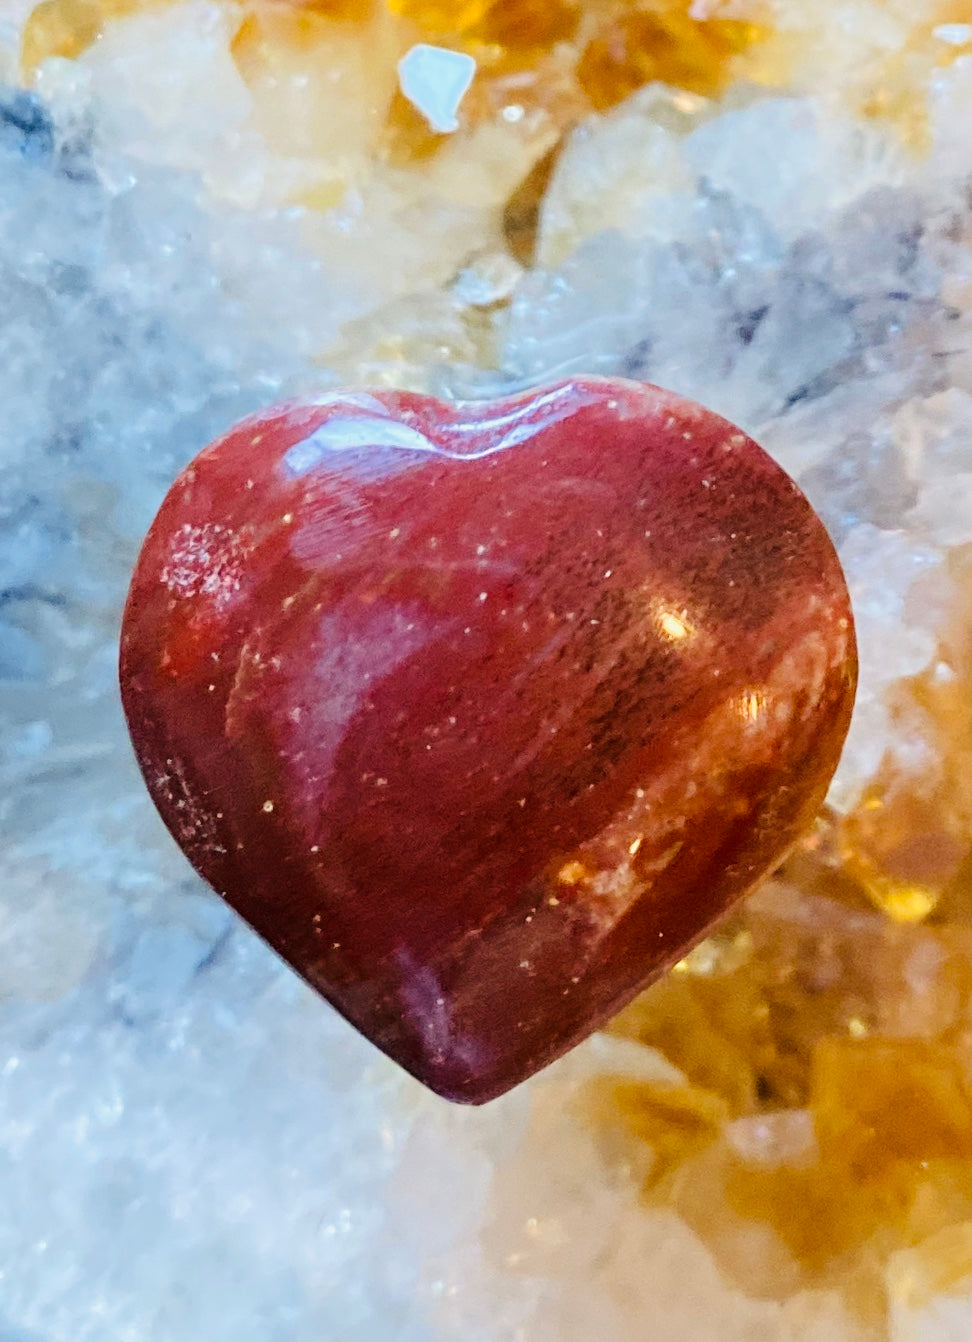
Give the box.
[397,43,476,134]
[293,415,437,462]
[933,23,972,46]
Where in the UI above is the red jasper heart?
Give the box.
[120,377,856,1103]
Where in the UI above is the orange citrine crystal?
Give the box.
[384,0,492,35]
[21,0,131,71]
[467,0,581,52]
[577,6,765,110]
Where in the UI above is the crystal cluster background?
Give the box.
[3,4,972,1339]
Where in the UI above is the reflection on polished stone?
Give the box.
[120,377,856,1101]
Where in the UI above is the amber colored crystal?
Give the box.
[395,0,767,143]
[120,378,855,1103]
[389,0,579,47]
[815,1038,972,1174]
[232,5,367,72]
[839,778,968,924]
[856,2,972,149]
[457,48,588,144]
[21,0,371,75]
[21,0,127,71]
[384,0,492,37]
[503,139,565,266]
[609,947,766,1114]
[380,2,584,164]
[833,565,972,928]
[587,843,972,1321]
[889,1221,972,1312]
[468,0,580,52]
[380,88,447,166]
[294,0,374,19]
[232,2,399,165]
[577,7,765,111]
[716,1038,972,1280]
[590,1075,730,1186]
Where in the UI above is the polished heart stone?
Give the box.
[119,377,856,1103]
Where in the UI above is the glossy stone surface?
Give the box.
[119,378,857,1103]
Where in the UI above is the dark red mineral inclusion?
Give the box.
[119,377,857,1102]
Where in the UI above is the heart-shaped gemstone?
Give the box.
[120,378,856,1102]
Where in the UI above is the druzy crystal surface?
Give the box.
[120,379,855,1101]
